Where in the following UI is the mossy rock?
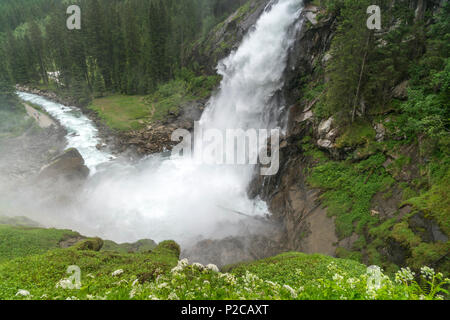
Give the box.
[156,240,181,258]
[74,237,104,252]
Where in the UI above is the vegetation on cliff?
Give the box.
[294,0,449,274]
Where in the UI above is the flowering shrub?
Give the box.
[108,259,449,300]
[1,247,448,300]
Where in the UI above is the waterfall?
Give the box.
[16,0,305,245]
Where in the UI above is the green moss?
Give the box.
[410,242,450,270]
[406,168,450,236]
[390,221,422,248]
[335,247,363,262]
[335,121,376,149]
[74,238,104,252]
[307,153,389,238]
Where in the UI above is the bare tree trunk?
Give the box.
[352,34,371,122]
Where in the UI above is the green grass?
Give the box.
[223,252,367,287]
[101,239,157,254]
[89,95,150,131]
[0,224,80,263]
[145,74,220,122]
[88,73,220,131]
[0,239,447,300]
[0,240,180,300]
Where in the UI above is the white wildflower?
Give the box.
[420,266,435,280]
[111,269,124,277]
[332,273,344,282]
[395,267,415,284]
[56,278,80,290]
[158,282,169,289]
[16,289,31,297]
[192,262,205,270]
[283,285,298,299]
[168,292,179,300]
[206,264,219,272]
[179,258,189,267]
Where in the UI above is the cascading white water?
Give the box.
[17,92,115,172]
[15,0,304,244]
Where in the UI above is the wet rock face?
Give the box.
[38,148,89,181]
[246,12,339,256]
[187,0,271,75]
[183,233,285,268]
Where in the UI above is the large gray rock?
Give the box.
[39,148,89,181]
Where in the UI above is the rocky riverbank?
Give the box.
[15,85,208,158]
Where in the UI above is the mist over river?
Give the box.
[8,0,305,246]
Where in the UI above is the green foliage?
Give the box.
[390,221,422,248]
[0,240,180,300]
[102,239,157,254]
[308,153,391,238]
[146,70,220,122]
[0,231,447,300]
[335,121,376,149]
[406,167,450,236]
[1,0,242,98]
[0,224,80,263]
[324,0,372,122]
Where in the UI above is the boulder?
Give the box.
[74,238,104,251]
[39,148,89,181]
[317,139,333,149]
[392,80,409,100]
[318,117,334,137]
[304,4,319,25]
[374,123,386,142]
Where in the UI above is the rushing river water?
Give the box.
[14,0,304,245]
[17,92,114,172]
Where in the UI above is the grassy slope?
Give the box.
[224,252,367,287]
[88,95,150,131]
[0,218,445,300]
[0,241,180,300]
[0,224,80,263]
[1,246,446,300]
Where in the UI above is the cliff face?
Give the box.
[187,0,272,75]
[187,0,449,271]
[250,3,339,256]
[253,0,449,272]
